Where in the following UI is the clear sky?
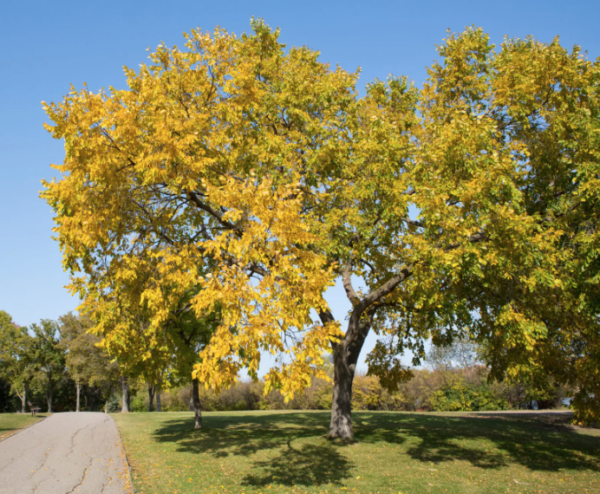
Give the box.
[1,0,598,373]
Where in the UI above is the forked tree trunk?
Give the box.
[17,388,26,414]
[76,381,81,412]
[191,379,202,429]
[147,384,156,412]
[121,375,130,413]
[325,259,413,441]
[327,312,373,441]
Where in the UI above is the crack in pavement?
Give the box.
[65,455,94,494]
[66,423,92,460]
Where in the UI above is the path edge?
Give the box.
[109,413,136,493]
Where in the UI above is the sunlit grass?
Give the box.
[0,413,47,441]
[113,410,600,494]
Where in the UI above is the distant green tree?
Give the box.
[0,377,13,412]
[0,311,36,412]
[30,320,66,413]
[59,313,120,412]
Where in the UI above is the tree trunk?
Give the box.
[46,388,53,413]
[156,388,162,412]
[17,388,26,414]
[148,384,155,412]
[121,375,130,413]
[76,381,81,412]
[329,342,355,440]
[327,313,372,441]
[105,400,109,414]
[191,379,202,429]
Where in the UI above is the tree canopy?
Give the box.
[30,320,66,412]
[42,21,600,438]
[0,311,35,412]
[59,312,120,411]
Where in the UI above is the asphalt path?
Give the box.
[0,412,130,494]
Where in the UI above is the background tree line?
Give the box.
[0,310,119,413]
[4,306,567,415]
[0,307,213,421]
[129,367,568,414]
[133,339,570,413]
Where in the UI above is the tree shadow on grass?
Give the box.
[153,412,356,486]
[153,412,335,458]
[242,440,353,487]
[151,410,600,488]
[353,412,600,472]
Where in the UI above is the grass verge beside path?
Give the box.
[0,413,47,441]
[113,410,600,494]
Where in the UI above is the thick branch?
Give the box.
[355,265,414,316]
[186,190,240,233]
[342,259,360,306]
[445,231,486,251]
[318,308,336,326]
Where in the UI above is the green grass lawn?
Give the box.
[113,410,600,494]
[0,413,47,441]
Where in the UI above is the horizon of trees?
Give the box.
[0,309,569,417]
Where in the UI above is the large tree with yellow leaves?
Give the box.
[43,21,600,438]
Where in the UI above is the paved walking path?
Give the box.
[0,412,130,494]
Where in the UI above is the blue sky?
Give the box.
[1,0,598,373]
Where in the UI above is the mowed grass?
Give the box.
[0,413,47,440]
[113,410,600,494]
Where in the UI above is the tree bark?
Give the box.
[46,388,53,413]
[329,343,356,440]
[156,386,162,412]
[326,261,414,438]
[121,375,130,413]
[76,381,81,412]
[17,388,26,414]
[327,309,374,441]
[147,384,156,412]
[191,379,202,429]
